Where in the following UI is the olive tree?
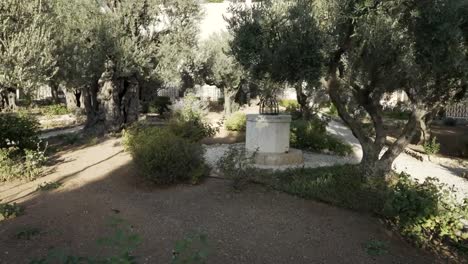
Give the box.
[319,0,467,178]
[0,0,57,110]
[195,32,245,115]
[227,0,324,118]
[229,0,468,178]
[49,0,201,132]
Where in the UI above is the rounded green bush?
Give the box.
[225,112,247,132]
[124,126,209,185]
[0,114,39,151]
[290,119,352,156]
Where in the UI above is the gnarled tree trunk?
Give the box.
[0,87,17,111]
[91,61,140,132]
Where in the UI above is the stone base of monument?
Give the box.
[253,148,304,166]
[246,114,304,166]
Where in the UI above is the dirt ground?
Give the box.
[431,124,468,158]
[0,138,442,264]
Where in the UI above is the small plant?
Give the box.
[125,125,210,185]
[328,103,338,117]
[0,144,47,182]
[16,227,41,240]
[37,181,62,191]
[217,145,257,190]
[423,137,440,157]
[172,233,210,264]
[225,112,247,132]
[364,240,389,256]
[0,203,24,220]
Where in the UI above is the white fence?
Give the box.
[446,102,468,119]
[157,85,223,102]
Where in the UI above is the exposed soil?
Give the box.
[0,138,441,264]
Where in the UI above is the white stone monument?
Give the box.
[246,114,304,166]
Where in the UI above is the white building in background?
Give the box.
[199,0,253,40]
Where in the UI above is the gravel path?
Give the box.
[205,120,468,198]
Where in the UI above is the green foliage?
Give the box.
[225,112,247,132]
[228,0,323,93]
[217,145,256,190]
[0,114,40,151]
[0,146,47,182]
[169,94,218,142]
[383,109,411,121]
[172,233,210,264]
[148,96,172,116]
[30,217,141,264]
[256,166,468,251]
[124,125,209,185]
[364,240,389,256]
[39,104,69,116]
[279,99,300,109]
[37,182,62,191]
[256,165,386,212]
[16,227,41,240]
[290,119,353,156]
[279,99,302,119]
[0,203,24,221]
[423,137,441,156]
[383,174,468,247]
[195,32,244,94]
[168,116,218,143]
[0,0,57,101]
[328,104,338,117]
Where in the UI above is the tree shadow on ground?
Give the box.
[0,151,438,264]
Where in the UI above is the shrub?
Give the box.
[255,165,387,212]
[279,99,300,109]
[168,115,218,142]
[280,99,302,119]
[148,96,172,116]
[0,114,40,151]
[0,203,24,221]
[124,126,209,185]
[290,119,352,156]
[171,93,209,121]
[0,146,47,182]
[217,145,256,189]
[423,137,440,156]
[168,94,217,142]
[383,174,468,247]
[39,104,69,116]
[225,112,247,132]
[256,166,468,252]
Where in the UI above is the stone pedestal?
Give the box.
[246,114,303,166]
